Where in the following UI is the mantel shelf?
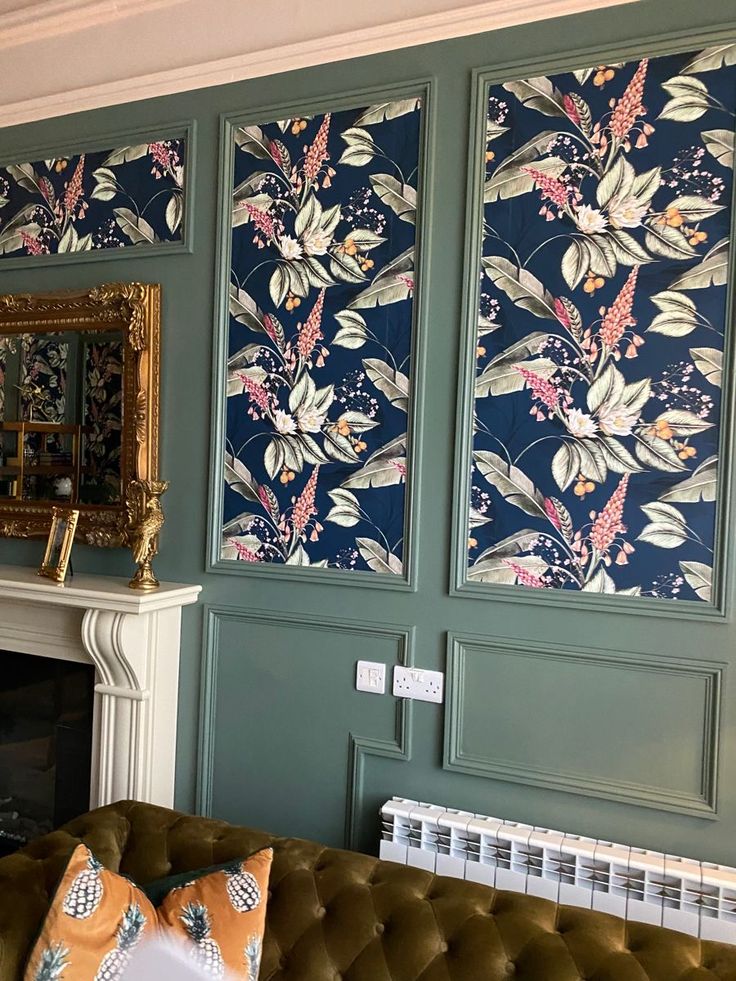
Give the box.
[0,563,201,614]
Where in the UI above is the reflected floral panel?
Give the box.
[469,48,736,602]
[0,139,186,257]
[221,100,422,573]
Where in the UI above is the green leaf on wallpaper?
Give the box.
[484,130,557,202]
[598,435,644,474]
[668,239,729,290]
[224,452,260,502]
[691,347,722,386]
[637,502,689,549]
[369,173,417,223]
[91,167,119,202]
[647,291,698,336]
[330,250,367,285]
[338,128,379,167]
[229,285,266,333]
[333,310,369,348]
[365,433,407,465]
[356,538,402,575]
[659,455,718,503]
[645,223,697,260]
[483,256,557,320]
[668,194,725,221]
[502,76,567,117]
[551,442,580,492]
[362,358,410,411]
[474,450,547,518]
[606,229,652,265]
[680,560,712,602]
[234,125,273,161]
[342,456,406,489]
[165,193,183,234]
[468,552,549,586]
[353,99,420,127]
[233,172,271,207]
[596,156,635,208]
[654,409,714,436]
[6,162,43,195]
[582,569,641,595]
[659,76,711,122]
[346,271,413,309]
[114,208,157,245]
[484,155,566,204]
[102,144,148,166]
[682,44,736,74]
[702,129,734,168]
[486,121,509,143]
[469,507,492,529]
[476,356,556,398]
[634,433,687,472]
[561,236,616,289]
[322,431,361,464]
[325,488,362,527]
[58,224,93,253]
[347,228,386,250]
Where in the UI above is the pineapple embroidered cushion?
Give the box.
[23,843,273,981]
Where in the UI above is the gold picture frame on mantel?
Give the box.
[0,284,163,582]
[38,506,79,583]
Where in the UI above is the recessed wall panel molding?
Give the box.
[197,607,414,851]
[209,82,432,589]
[0,123,193,266]
[453,43,736,618]
[444,633,723,816]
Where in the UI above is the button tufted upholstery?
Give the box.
[1,801,736,981]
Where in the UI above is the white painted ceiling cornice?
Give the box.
[0,0,636,129]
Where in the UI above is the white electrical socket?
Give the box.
[393,666,444,703]
[356,660,386,694]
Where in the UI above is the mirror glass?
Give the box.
[0,329,124,507]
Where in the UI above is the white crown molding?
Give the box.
[0,0,636,129]
[0,0,186,49]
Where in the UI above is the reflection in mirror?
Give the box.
[0,329,124,507]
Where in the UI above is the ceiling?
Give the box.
[0,0,636,128]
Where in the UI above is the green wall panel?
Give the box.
[1,0,735,866]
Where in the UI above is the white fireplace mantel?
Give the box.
[0,565,201,811]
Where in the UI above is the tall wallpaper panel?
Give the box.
[218,98,424,577]
[464,48,736,606]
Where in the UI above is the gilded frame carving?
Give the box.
[0,283,160,549]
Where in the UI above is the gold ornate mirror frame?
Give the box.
[0,283,161,559]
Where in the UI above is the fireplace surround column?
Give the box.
[0,565,201,810]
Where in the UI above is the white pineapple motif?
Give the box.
[180,902,225,978]
[34,943,69,981]
[62,853,104,919]
[94,902,147,981]
[244,936,262,981]
[224,862,261,912]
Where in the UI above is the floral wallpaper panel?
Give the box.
[0,138,185,257]
[221,99,422,573]
[469,48,736,603]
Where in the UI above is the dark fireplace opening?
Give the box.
[0,649,94,857]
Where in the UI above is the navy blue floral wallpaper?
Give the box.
[468,47,736,603]
[220,100,422,573]
[0,138,186,257]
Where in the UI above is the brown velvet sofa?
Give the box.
[1,801,736,980]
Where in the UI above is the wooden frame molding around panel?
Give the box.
[206,78,435,592]
[0,120,196,270]
[450,28,736,622]
[444,632,724,818]
[196,606,414,851]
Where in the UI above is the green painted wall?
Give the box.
[2,0,736,862]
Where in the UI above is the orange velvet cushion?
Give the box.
[23,843,272,981]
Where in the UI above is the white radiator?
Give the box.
[379,797,736,945]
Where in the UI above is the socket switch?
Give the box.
[393,666,444,703]
[356,660,386,694]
